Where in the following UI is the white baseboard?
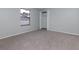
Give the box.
[48,30,79,36]
[0,30,36,40]
[58,31,79,36]
[61,32,79,36]
[1,29,79,40]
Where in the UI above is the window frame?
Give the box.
[20,8,31,26]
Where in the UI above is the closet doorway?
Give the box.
[40,11,47,30]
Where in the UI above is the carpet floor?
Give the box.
[0,30,79,50]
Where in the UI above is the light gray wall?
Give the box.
[47,8,79,34]
[0,8,40,39]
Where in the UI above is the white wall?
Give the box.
[0,8,40,39]
[1,8,79,39]
[47,8,79,35]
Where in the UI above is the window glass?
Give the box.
[20,9,30,26]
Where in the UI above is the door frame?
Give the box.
[39,10,48,29]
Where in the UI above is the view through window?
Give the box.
[20,8,30,26]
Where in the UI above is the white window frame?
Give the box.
[20,8,30,26]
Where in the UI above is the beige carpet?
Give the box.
[0,30,79,50]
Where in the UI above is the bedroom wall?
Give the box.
[0,8,40,39]
[47,8,79,35]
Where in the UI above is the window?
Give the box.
[20,8,30,26]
